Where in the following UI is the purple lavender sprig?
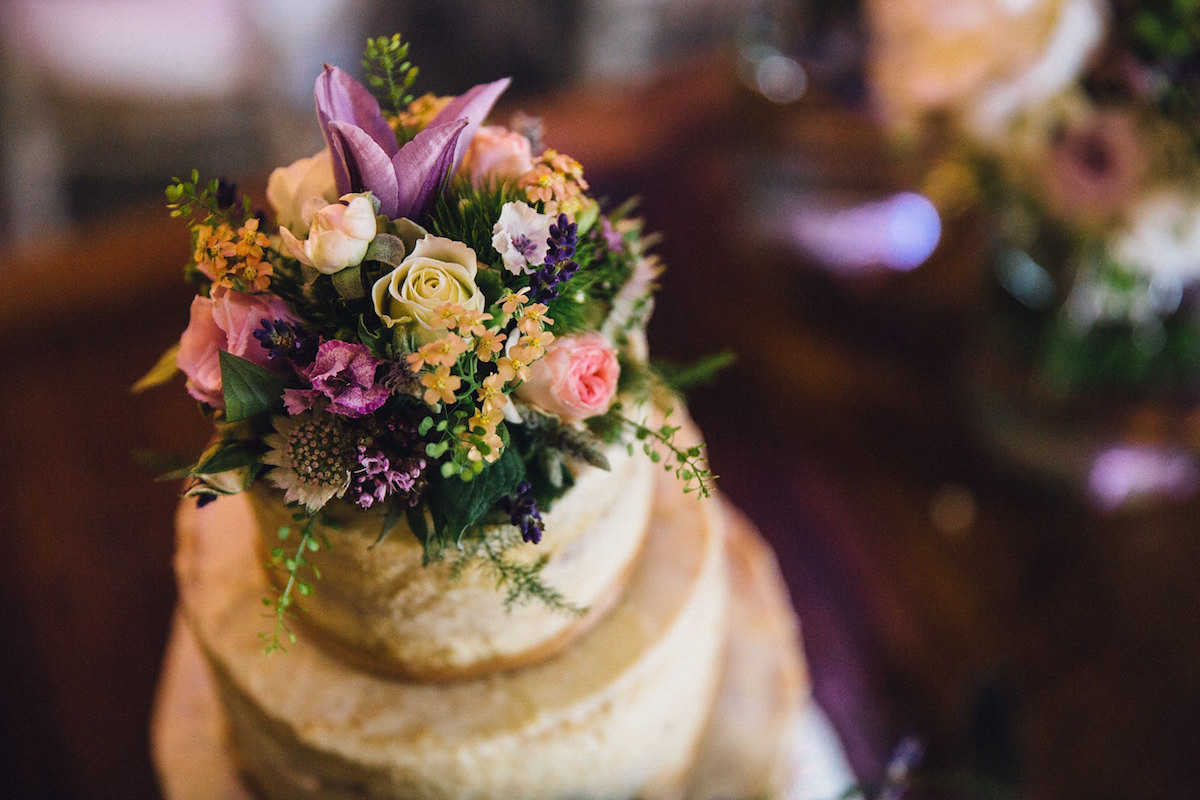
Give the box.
[499,480,546,544]
[529,214,580,302]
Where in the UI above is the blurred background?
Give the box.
[3,1,1200,799]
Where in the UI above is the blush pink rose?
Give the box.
[516,332,619,424]
[462,125,534,187]
[176,288,298,408]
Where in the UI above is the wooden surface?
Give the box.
[2,57,1199,799]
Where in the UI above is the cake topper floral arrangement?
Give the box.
[869,0,1200,396]
[139,35,717,649]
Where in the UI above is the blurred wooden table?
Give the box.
[2,58,1198,799]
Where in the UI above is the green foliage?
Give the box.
[165,169,250,228]
[621,406,716,498]
[449,526,585,615]
[652,350,736,392]
[193,438,264,475]
[131,344,180,393]
[361,34,419,116]
[218,351,287,422]
[545,228,636,335]
[508,404,613,507]
[425,443,526,555]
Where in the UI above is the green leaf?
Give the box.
[428,444,525,541]
[371,500,407,548]
[132,343,180,393]
[219,350,286,422]
[194,439,261,474]
[331,265,365,299]
[652,350,736,392]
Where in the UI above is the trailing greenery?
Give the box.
[261,512,325,653]
[448,525,585,615]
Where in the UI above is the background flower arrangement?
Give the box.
[868,0,1200,399]
[139,35,716,648]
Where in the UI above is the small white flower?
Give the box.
[491,201,551,275]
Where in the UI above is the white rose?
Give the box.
[267,148,338,234]
[371,235,485,344]
[279,193,377,275]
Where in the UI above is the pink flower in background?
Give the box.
[516,332,619,424]
[284,340,390,418]
[176,289,297,407]
[462,125,534,187]
[1043,110,1145,224]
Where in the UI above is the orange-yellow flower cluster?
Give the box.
[518,149,589,218]
[404,298,559,465]
[193,218,273,291]
[393,92,454,136]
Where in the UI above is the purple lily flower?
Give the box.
[315,66,510,220]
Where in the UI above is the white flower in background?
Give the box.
[279,193,378,274]
[1110,190,1200,288]
[867,0,1105,138]
[492,201,551,275]
[266,148,338,234]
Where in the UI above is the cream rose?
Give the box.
[266,148,338,234]
[279,193,377,274]
[516,332,620,424]
[371,235,485,344]
[462,125,534,187]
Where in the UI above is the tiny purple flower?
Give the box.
[599,216,624,253]
[345,418,427,509]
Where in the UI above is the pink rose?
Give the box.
[176,288,298,408]
[516,332,619,424]
[462,125,533,188]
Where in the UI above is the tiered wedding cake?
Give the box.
[148,35,818,799]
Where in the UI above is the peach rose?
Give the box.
[462,125,534,187]
[516,332,619,424]
[176,288,298,408]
